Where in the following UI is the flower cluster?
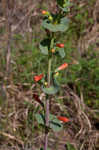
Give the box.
[34,2,72,149]
[41,10,53,21]
[34,63,68,83]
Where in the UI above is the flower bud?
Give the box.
[48,16,53,21]
[57,116,70,123]
[44,82,48,86]
[54,72,59,77]
[41,10,49,15]
[51,48,55,53]
[55,63,68,72]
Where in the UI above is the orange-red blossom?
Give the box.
[56,43,64,48]
[55,63,68,72]
[34,74,44,82]
[57,116,70,123]
[41,10,48,15]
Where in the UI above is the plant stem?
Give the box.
[48,58,52,86]
[44,58,52,150]
[44,99,49,150]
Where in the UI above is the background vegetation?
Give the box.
[0,0,99,150]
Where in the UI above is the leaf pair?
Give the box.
[35,113,63,132]
[42,17,69,32]
[39,38,65,58]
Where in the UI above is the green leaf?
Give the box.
[61,17,69,24]
[35,113,63,132]
[57,0,72,12]
[70,64,81,72]
[53,76,60,87]
[42,85,59,95]
[66,142,76,150]
[39,44,48,55]
[57,0,64,7]
[58,48,65,58]
[42,17,69,32]
[35,114,45,124]
[39,38,51,55]
[61,7,69,12]
[49,114,63,132]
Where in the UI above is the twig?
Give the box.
[5,1,13,75]
[65,86,92,138]
[11,4,36,32]
[0,131,23,146]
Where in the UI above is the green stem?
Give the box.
[48,58,52,87]
[44,58,52,150]
[44,36,54,150]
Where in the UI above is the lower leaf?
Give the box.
[42,85,59,95]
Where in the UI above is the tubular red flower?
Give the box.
[57,116,70,123]
[55,63,68,72]
[56,43,64,48]
[34,74,44,82]
[33,94,44,107]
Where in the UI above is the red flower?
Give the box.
[57,116,70,123]
[34,74,44,82]
[55,63,68,72]
[33,94,44,107]
[56,43,64,48]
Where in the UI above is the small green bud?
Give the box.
[48,16,53,21]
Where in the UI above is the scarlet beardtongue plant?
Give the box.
[33,0,71,150]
